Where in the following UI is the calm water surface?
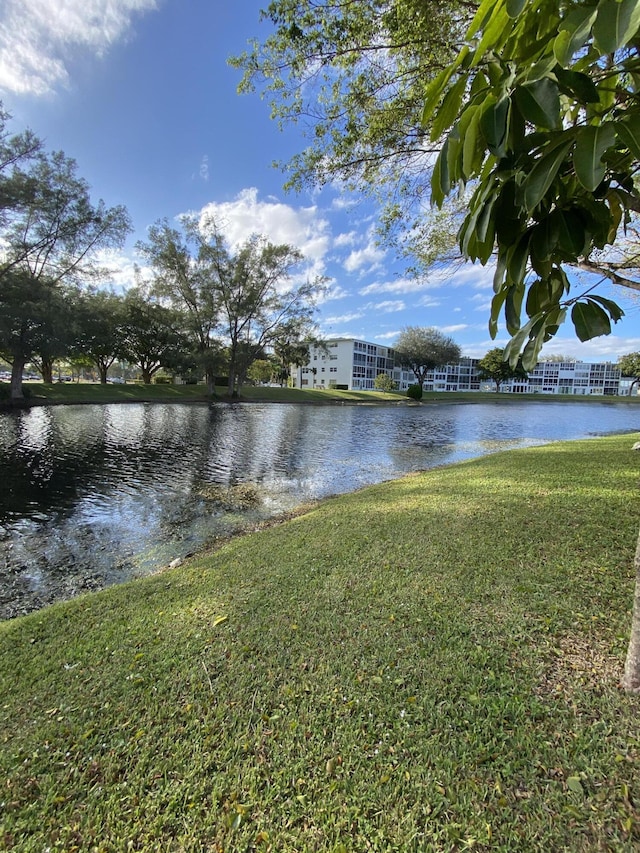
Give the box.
[1,400,637,617]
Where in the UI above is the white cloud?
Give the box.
[334,231,357,248]
[425,261,496,291]
[0,0,158,96]
[321,283,350,302]
[372,300,405,313]
[373,330,401,341]
[416,295,442,308]
[94,248,139,291]
[359,277,440,296]
[199,155,209,183]
[440,324,469,333]
[342,227,386,274]
[344,245,385,274]
[198,188,331,274]
[323,311,365,324]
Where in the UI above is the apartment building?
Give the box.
[291,338,626,395]
[293,339,397,391]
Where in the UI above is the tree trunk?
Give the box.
[10,356,25,403]
[495,379,501,393]
[41,357,54,384]
[141,369,152,385]
[622,527,640,693]
[98,365,108,384]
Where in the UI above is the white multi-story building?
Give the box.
[293,339,397,391]
[291,338,627,395]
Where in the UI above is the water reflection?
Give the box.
[0,400,638,618]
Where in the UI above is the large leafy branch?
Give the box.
[424,0,640,368]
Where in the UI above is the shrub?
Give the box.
[407,383,423,400]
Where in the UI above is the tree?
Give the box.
[539,354,577,363]
[477,347,528,393]
[31,287,76,383]
[423,0,640,370]
[207,228,324,397]
[272,339,312,387]
[374,372,397,392]
[394,326,461,397]
[121,289,190,384]
[0,273,72,386]
[618,352,640,396]
[421,0,640,692]
[0,140,131,402]
[247,358,275,385]
[137,218,225,393]
[71,291,127,384]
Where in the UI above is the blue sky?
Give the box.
[2,0,640,362]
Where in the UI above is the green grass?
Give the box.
[2,435,640,851]
[9,382,408,406]
[5,380,640,406]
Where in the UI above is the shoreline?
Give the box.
[2,381,640,410]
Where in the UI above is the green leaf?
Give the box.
[588,294,625,322]
[605,190,624,243]
[423,47,471,126]
[479,96,510,156]
[523,139,574,211]
[573,124,616,191]
[521,308,567,370]
[514,79,561,130]
[615,114,640,159]
[526,276,563,317]
[555,68,600,104]
[446,129,462,183]
[550,209,588,258]
[430,75,467,141]
[506,233,531,285]
[430,142,449,208]
[493,254,508,294]
[466,0,499,39]
[593,0,640,54]
[566,776,585,796]
[489,287,508,338]
[504,314,541,365]
[524,54,559,84]
[555,6,598,66]
[521,327,546,370]
[531,219,560,273]
[505,284,524,335]
[571,300,612,341]
[506,0,526,17]
[462,107,483,179]
[423,67,456,127]
[471,5,511,67]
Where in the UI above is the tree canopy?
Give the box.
[230,0,473,255]
[394,326,461,393]
[476,347,528,392]
[618,350,640,393]
[137,216,325,396]
[0,109,131,401]
[423,0,640,368]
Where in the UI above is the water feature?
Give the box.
[1,399,637,618]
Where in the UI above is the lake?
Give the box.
[1,399,638,618]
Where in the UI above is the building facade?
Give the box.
[291,338,627,395]
[294,339,397,391]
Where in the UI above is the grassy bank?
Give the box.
[2,435,640,850]
[5,380,640,407]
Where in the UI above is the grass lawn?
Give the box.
[1,435,640,850]
[7,381,640,407]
